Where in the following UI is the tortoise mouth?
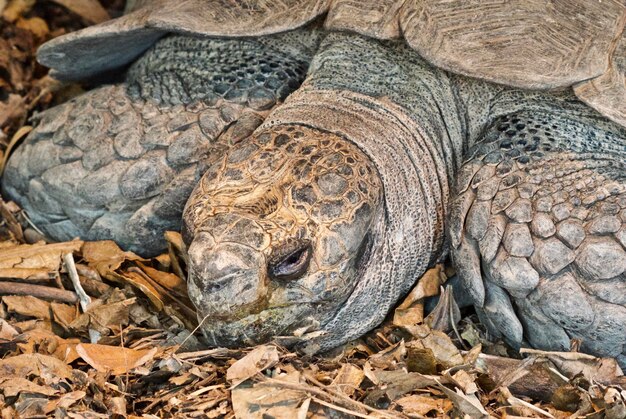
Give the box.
[196,303,320,348]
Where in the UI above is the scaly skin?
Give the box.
[2,31,625,365]
[183,126,382,347]
[3,33,318,255]
[451,102,626,367]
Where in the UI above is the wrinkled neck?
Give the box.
[262,89,448,351]
[259,32,498,351]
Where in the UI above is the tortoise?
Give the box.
[2,0,625,366]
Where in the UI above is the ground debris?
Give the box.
[0,233,620,417]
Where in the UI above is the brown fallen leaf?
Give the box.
[81,240,143,279]
[393,265,446,327]
[136,262,187,297]
[3,295,77,328]
[51,301,78,330]
[226,345,280,388]
[46,390,86,411]
[2,0,34,22]
[70,295,136,336]
[330,363,364,397]
[404,324,464,368]
[50,0,110,24]
[406,345,438,375]
[395,394,453,416]
[368,340,406,370]
[75,343,158,375]
[0,198,24,241]
[231,371,312,419]
[364,369,445,404]
[16,328,81,363]
[0,353,72,381]
[117,269,164,311]
[165,231,189,280]
[0,240,82,267]
[521,348,625,386]
[435,380,489,418]
[0,376,58,398]
[0,267,56,283]
[0,318,18,340]
[473,352,564,401]
[450,369,479,395]
[3,295,53,320]
[15,14,48,38]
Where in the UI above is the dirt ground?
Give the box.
[0,1,624,417]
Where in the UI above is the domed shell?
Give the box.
[38,0,626,127]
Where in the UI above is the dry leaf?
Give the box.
[396,394,453,416]
[71,297,136,335]
[3,295,52,320]
[405,325,464,368]
[50,0,109,23]
[436,381,489,418]
[368,340,406,370]
[116,270,164,310]
[76,343,158,375]
[364,369,444,404]
[2,0,34,22]
[231,371,308,419]
[521,348,625,385]
[17,328,81,363]
[137,263,186,295]
[406,346,437,375]
[0,198,24,241]
[393,265,446,327]
[474,353,563,401]
[49,391,86,410]
[0,318,18,340]
[226,345,280,388]
[3,295,77,329]
[81,240,143,278]
[0,376,57,397]
[0,241,82,270]
[0,353,72,380]
[50,301,78,329]
[330,363,364,396]
[451,369,479,395]
[15,16,48,39]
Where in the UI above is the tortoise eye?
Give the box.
[268,240,312,281]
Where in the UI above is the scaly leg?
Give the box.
[3,31,319,256]
[450,105,626,368]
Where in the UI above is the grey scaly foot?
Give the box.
[451,99,626,367]
[3,32,319,256]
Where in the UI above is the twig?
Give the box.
[19,211,46,237]
[0,281,78,303]
[507,395,555,418]
[259,377,401,419]
[63,253,91,310]
[310,396,379,419]
[63,253,100,343]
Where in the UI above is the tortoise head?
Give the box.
[182,125,383,347]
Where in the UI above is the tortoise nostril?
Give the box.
[268,239,312,281]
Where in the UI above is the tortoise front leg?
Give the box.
[450,108,626,368]
[2,32,318,256]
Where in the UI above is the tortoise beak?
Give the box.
[187,231,269,321]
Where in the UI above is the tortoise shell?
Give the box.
[38,1,626,129]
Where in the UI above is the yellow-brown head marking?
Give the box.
[183,125,383,346]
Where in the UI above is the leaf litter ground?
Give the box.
[0,1,624,417]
